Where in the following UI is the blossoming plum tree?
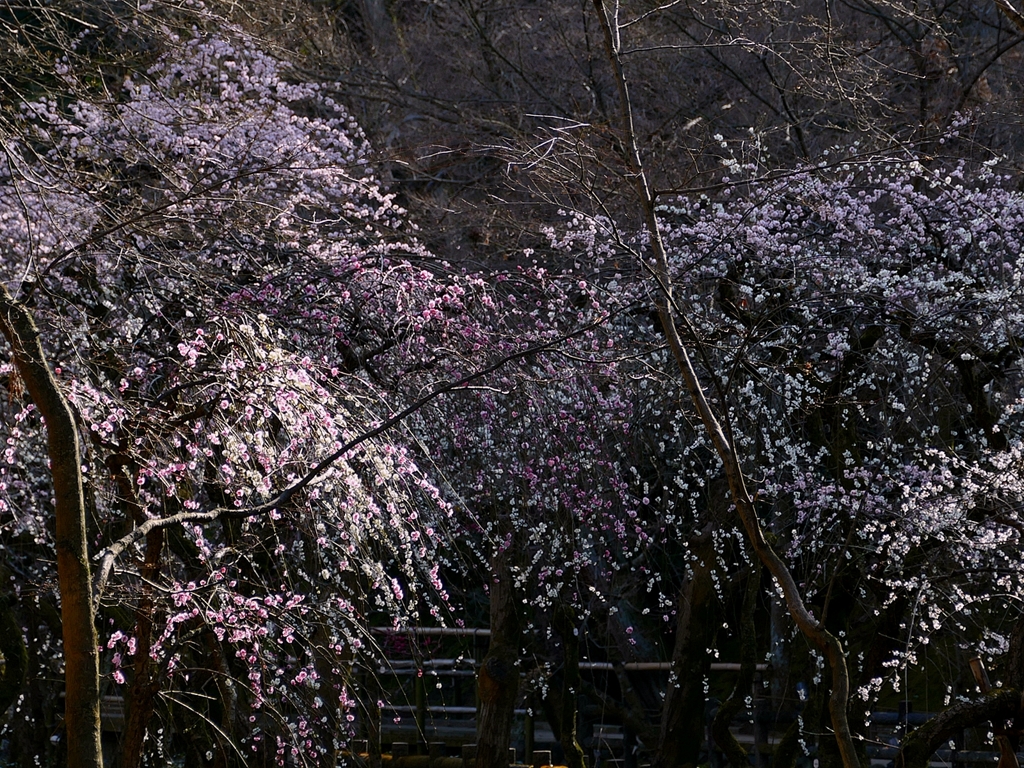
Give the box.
[662,158,1024,766]
[0,8,685,765]
[548,145,1024,765]
[414,269,669,767]
[511,7,1024,766]
[0,16,569,767]
[6,4,1024,768]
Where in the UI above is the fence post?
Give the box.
[623,725,636,768]
[752,674,764,768]
[525,702,535,764]
[416,672,427,752]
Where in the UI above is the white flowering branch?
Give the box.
[590,3,860,767]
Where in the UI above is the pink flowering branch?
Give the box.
[92,310,616,605]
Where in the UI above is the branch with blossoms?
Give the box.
[590,3,860,767]
[92,309,618,604]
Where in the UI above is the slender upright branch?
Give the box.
[588,3,860,766]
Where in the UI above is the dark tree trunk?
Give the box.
[891,611,1024,768]
[0,589,28,715]
[711,563,761,768]
[476,549,521,768]
[0,286,102,768]
[654,527,719,768]
[896,689,1020,768]
[549,602,586,768]
[117,460,165,768]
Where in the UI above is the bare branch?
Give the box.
[995,0,1024,35]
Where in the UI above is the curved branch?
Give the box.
[93,312,616,603]
[895,689,1021,768]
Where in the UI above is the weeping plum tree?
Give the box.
[657,159,1024,766]
[0,24,447,766]
[7,2,1024,767]
[0,7,685,764]
[460,2,1024,763]
[0,11,620,765]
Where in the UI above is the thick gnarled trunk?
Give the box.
[896,689,1020,768]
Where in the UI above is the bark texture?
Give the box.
[476,550,520,768]
[0,285,102,768]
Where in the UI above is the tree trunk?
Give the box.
[118,569,162,768]
[116,457,165,768]
[550,603,586,768]
[655,527,719,768]
[589,5,860,766]
[896,689,1020,768]
[0,589,28,715]
[711,563,761,768]
[476,549,520,768]
[0,286,102,768]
